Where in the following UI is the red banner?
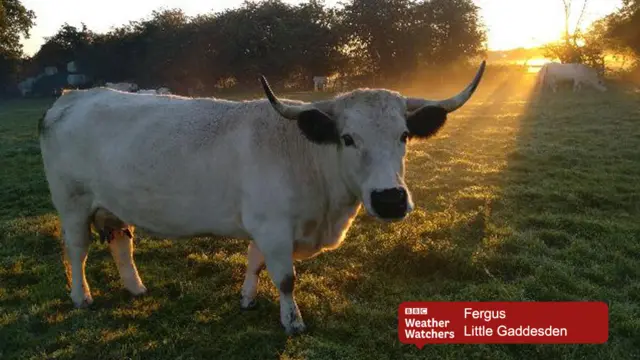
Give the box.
[398,301,608,348]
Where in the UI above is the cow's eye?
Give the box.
[400,131,409,143]
[341,134,355,147]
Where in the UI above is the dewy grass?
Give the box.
[1,81,639,359]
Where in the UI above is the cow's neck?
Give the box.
[291,143,361,259]
[315,143,360,212]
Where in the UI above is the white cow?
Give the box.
[137,87,171,95]
[67,74,88,87]
[137,89,158,95]
[18,77,37,96]
[313,76,327,91]
[105,82,139,92]
[537,63,607,93]
[39,61,486,335]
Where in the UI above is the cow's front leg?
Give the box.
[248,218,305,334]
[264,249,304,335]
[240,241,264,310]
[109,230,146,296]
[253,234,304,335]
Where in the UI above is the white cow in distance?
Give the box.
[38,62,486,335]
[313,76,327,91]
[105,82,139,92]
[18,77,37,96]
[137,87,172,95]
[537,63,607,93]
[137,89,158,95]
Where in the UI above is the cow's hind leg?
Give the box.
[60,211,94,308]
[240,241,264,309]
[108,229,147,296]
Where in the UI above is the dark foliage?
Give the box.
[5,0,488,96]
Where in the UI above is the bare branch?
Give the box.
[574,0,589,32]
[563,0,572,44]
[560,0,589,46]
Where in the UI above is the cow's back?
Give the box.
[39,88,255,237]
[547,63,575,77]
[39,88,338,239]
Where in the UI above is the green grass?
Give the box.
[1,78,640,359]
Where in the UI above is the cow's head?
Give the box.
[594,78,608,92]
[260,61,485,221]
[585,67,608,92]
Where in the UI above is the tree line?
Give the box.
[3,0,487,96]
[1,0,640,97]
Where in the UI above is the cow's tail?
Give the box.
[38,91,82,137]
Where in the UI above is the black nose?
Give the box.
[370,187,408,219]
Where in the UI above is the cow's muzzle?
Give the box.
[370,187,409,220]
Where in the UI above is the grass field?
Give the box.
[1,75,640,359]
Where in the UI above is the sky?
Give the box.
[19,0,624,56]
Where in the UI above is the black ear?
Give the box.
[406,106,448,139]
[297,109,340,145]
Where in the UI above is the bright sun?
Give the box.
[479,0,623,51]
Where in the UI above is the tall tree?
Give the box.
[130,8,190,90]
[338,0,485,83]
[338,0,415,80]
[606,0,640,56]
[213,0,342,88]
[0,0,36,57]
[0,0,36,95]
[414,0,486,66]
[32,23,94,70]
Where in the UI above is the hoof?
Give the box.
[127,284,148,297]
[71,294,94,309]
[240,298,257,310]
[283,320,306,336]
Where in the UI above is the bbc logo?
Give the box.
[405,307,428,315]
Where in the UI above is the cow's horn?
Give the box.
[259,75,316,120]
[406,60,486,113]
